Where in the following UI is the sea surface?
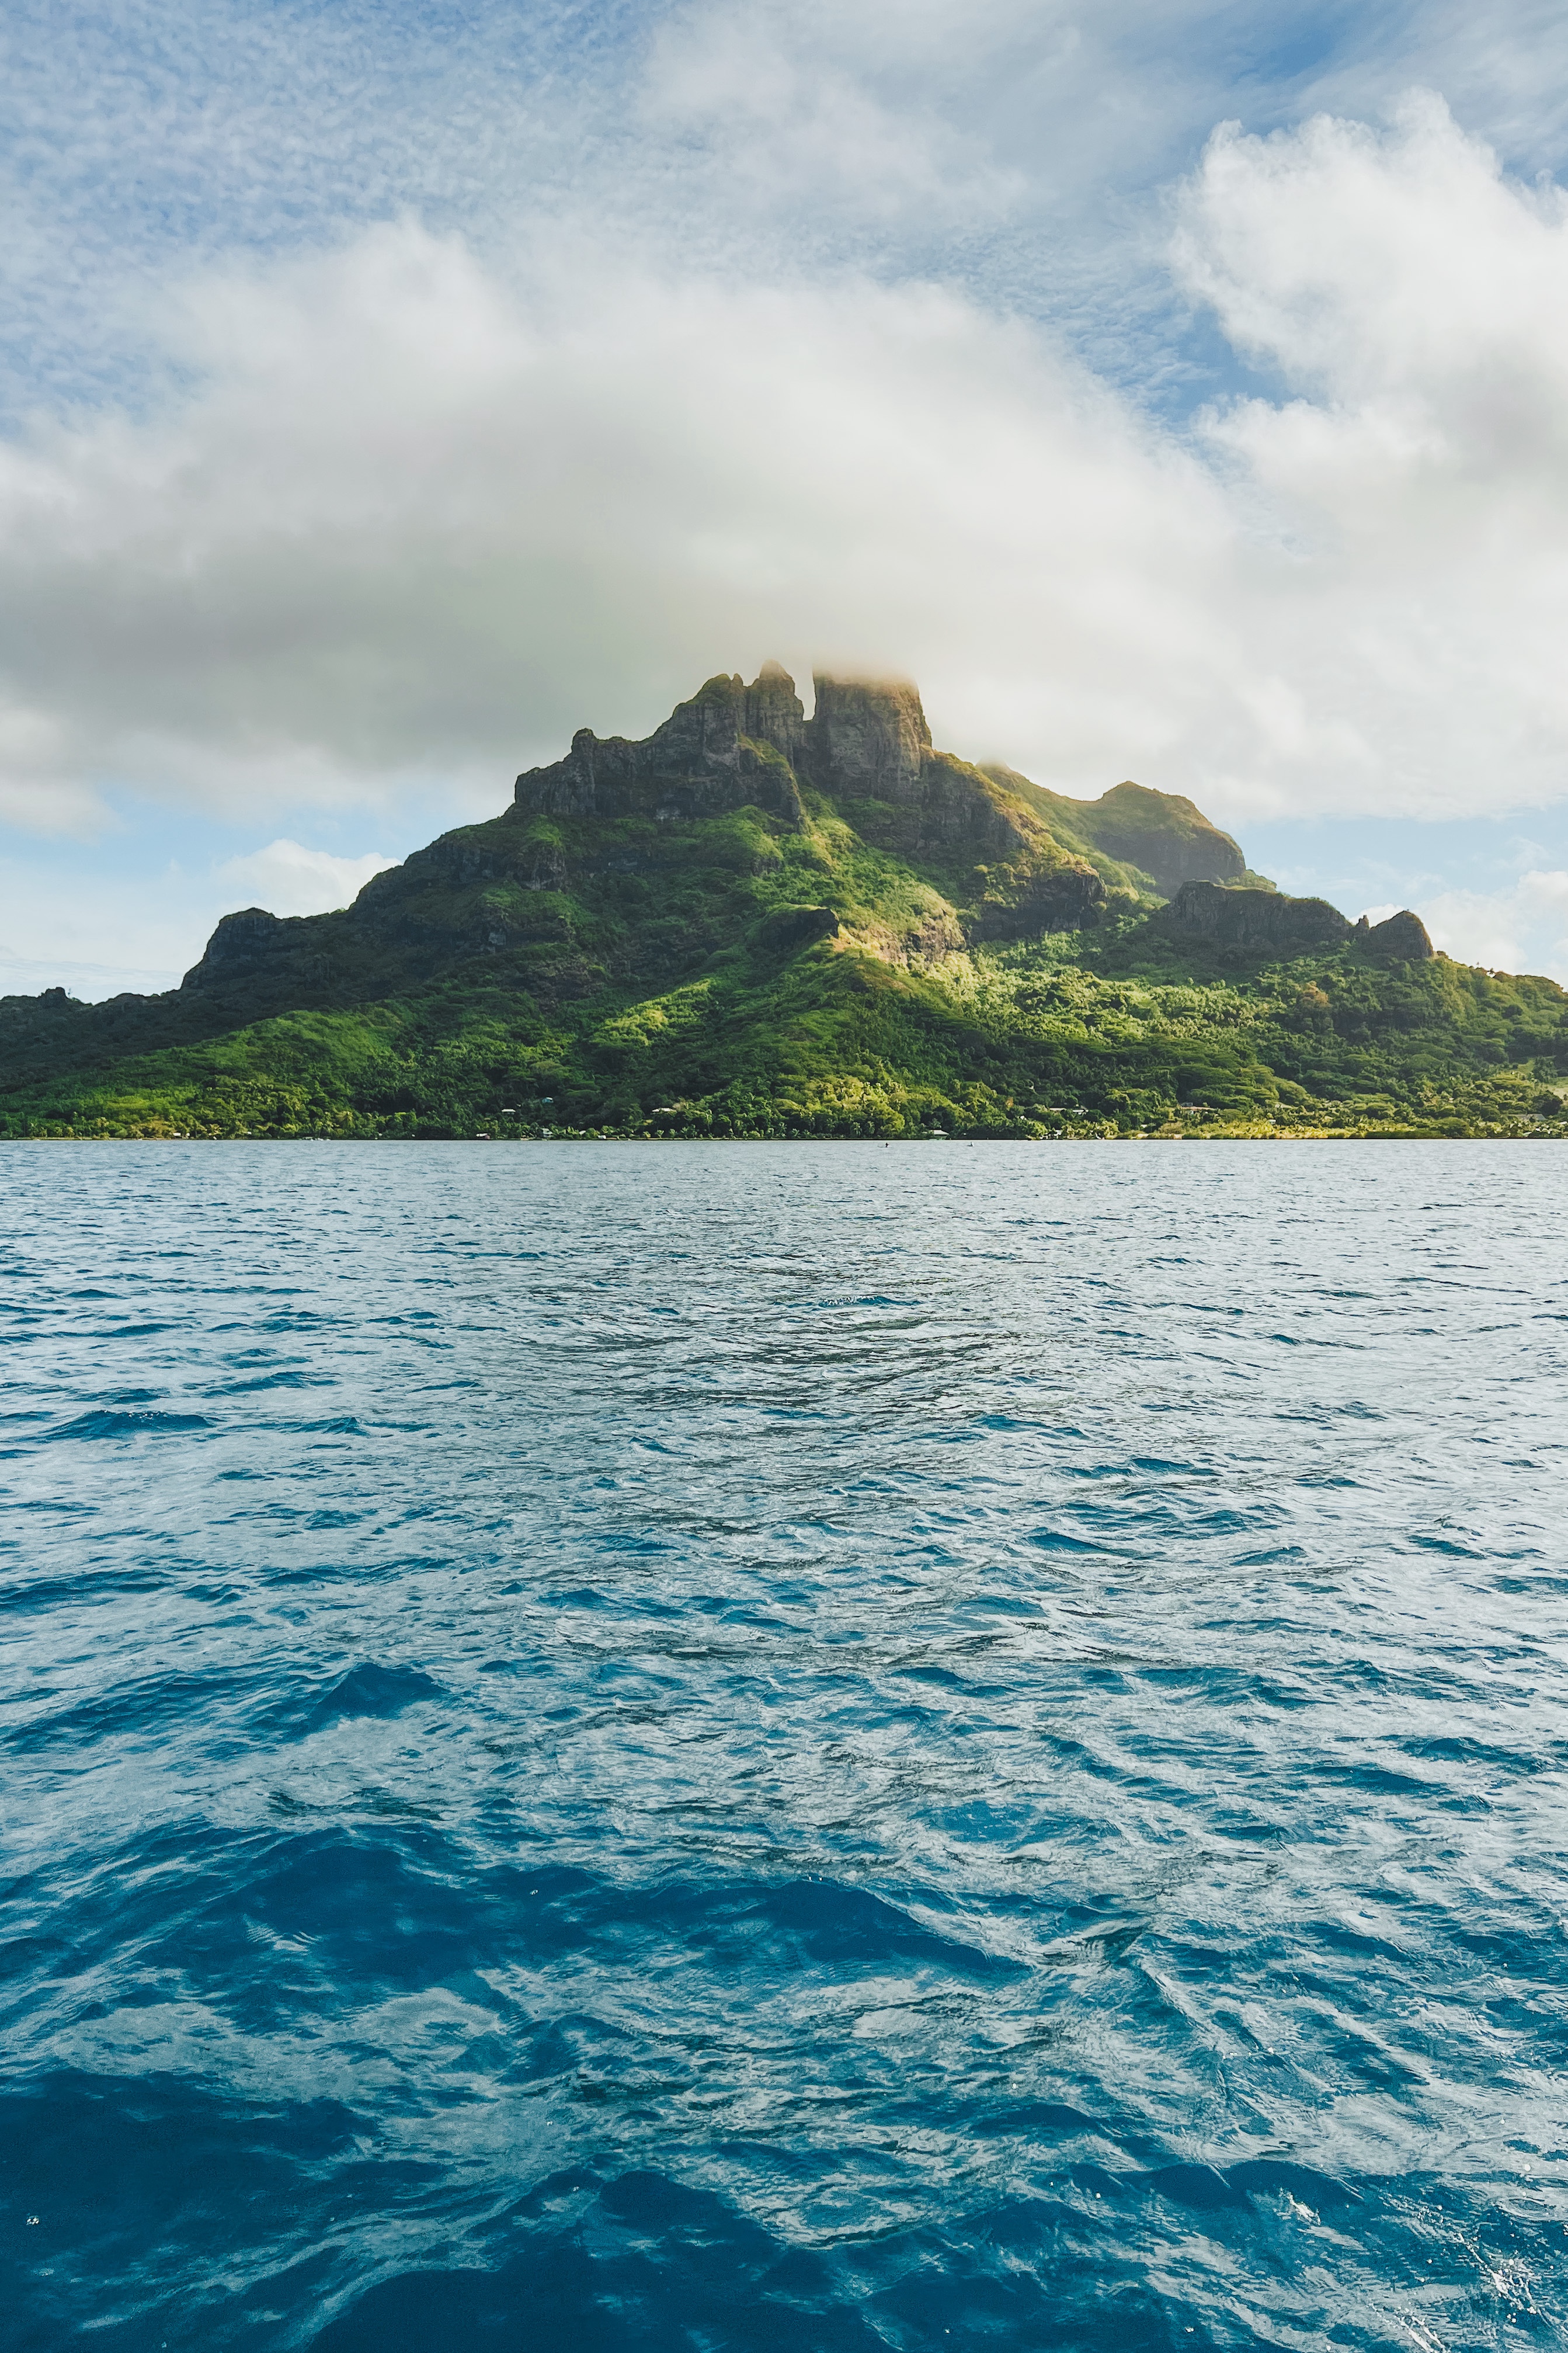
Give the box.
[4,1141,1567,2351]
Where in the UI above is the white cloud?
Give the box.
[1177,91,1568,403]
[0,224,1245,829]
[1417,869,1568,981]
[215,839,397,918]
[4,79,1568,950]
[1174,94,1568,818]
[0,700,101,834]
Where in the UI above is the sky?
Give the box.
[5,0,1568,994]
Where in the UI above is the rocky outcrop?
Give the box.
[1357,908,1434,961]
[180,904,353,1004]
[515,671,807,828]
[1165,882,1348,953]
[755,904,842,955]
[182,908,292,990]
[514,663,1100,876]
[1162,882,1433,960]
[806,674,930,802]
[800,672,1054,862]
[966,862,1108,942]
[744,659,809,768]
[0,984,77,1026]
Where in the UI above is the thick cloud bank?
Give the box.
[2,91,1567,975]
[0,234,1236,836]
[1178,95,1568,818]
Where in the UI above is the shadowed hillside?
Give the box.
[4,665,1566,1140]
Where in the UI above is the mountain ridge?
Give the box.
[3,662,1565,1140]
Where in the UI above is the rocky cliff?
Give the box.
[1163,882,1434,961]
[514,667,808,828]
[517,663,1110,935]
[520,663,1072,858]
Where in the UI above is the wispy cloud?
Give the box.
[215,839,397,918]
[1418,869,1568,981]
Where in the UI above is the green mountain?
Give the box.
[5,664,1567,1140]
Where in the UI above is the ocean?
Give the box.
[4,1140,1566,2350]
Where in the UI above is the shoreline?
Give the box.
[5,1126,1565,1146]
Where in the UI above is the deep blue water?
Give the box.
[4,1141,1567,2352]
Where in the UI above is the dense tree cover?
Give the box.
[4,768,1566,1143]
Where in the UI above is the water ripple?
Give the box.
[3,1140,1567,2350]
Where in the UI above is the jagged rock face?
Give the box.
[510,664,1111,945]
[1167,882,1350,952]
[180,902,352,1004]
[967,864,1107,942]
[909,758,1045,858]
[514,664,1050,865]
[1357,908,1434,961]
[183,908,289,990]
[516,671,806,828]
[0,983,82,1040]
[1166,882,1433,960]
[805,675,930,803]
[744,660,808,767]
[800,672,1056,866]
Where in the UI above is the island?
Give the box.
[4,665,1565,1139]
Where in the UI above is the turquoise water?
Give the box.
[4,1140,1566,2350]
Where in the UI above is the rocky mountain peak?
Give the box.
[514,661,1095,898]
[516,664,954,825]
[515,667,806,828]
[807,673,931,802]
[743,660,807,765]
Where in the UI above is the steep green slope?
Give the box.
[981,766,1253,897]
[4,665,1566,1140]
